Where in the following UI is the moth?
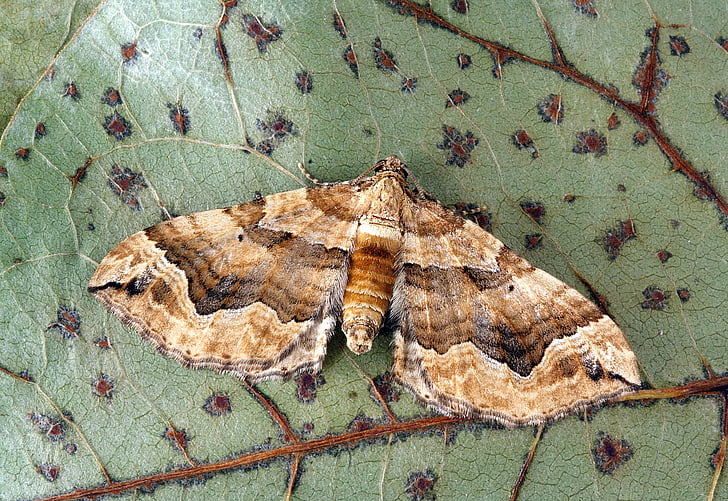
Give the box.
[88,155,640,427]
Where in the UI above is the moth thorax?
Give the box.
[342,221,401,354]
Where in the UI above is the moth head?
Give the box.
[374,154,408,177]
[353,155,410,186]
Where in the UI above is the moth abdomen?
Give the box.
[342,220,401,354]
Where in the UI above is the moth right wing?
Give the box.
[88,183,362,380]
[391,198,640,426]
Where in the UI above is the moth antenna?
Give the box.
[454,204,488,217]
[352,159,386,183]
[298,162,325,186]
[404,169,440,203]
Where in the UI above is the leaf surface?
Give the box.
[0,1,726,499]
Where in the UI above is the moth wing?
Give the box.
[89,183,360,380]
[391,199,640,426]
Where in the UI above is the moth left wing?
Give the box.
[391,198,640,426]
[89,183,361,380]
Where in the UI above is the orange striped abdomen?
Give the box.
[342,221,401,354]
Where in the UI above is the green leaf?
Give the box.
[1,1,726,499]
[0,0,98,132]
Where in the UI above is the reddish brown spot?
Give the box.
[385,0,415,17]
[48,306,80,339]
[37,463,60,482]
[677,288,691,303]
[641,286,668,310]
[373,37,398,72]
[62,82,79,100]
[347,414,377,433]
[655,249,672,263]
[203,393,232,416]
[168,103,190,135]
[524,233,543,250]
[371,371,400,404]
[603,219,636,259]
[456,53,472,70]
[455,202,492,231]
[254,110,297,156]
[405,469,437,500]
[343,44,359,78]
[257,139,273,156]
[268,117,294,136]
[437,125,479,167]
[669,35,690,56]
[295,70,313,94]
[64,443,77,454]
[121,40,138,63]
[101,87,123,107]
[451,0,468,14]
[446,88,470,108]
[573,129,607,157]
[95,336,111,349]
[163,426,189,452]
[621,219,636,239]
[719,38,728,51]
[710,445,725,471]
[0,165,6,176]
[512,129,539,158]
[103,111,133,140]
[242,14,282,53]
[633,130,650,146]
[29,413,65,442]
[35,122,47,138]
[400,76,417,94]
[47,422,64,441]
[607,113,620,130]
[593,433,633,474]
[92,373,115,399]
[332,11,347,38]
[295,372,325,403]
[537,93,563,123]
[715,92,728,120]
[215,37,228,65]
[564,194,576,203]
[109,163,147,210]
[520,201,545,223]
[589,290,609,315]
[66,157,91,192]
[690,171,715,201]
[491,49,515,79]
[472,212,491,231]
[573,0,597,17]
[633,32,670,115]
[0,191,6,207]
[301,422,315,434]
[15,148,30,160]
